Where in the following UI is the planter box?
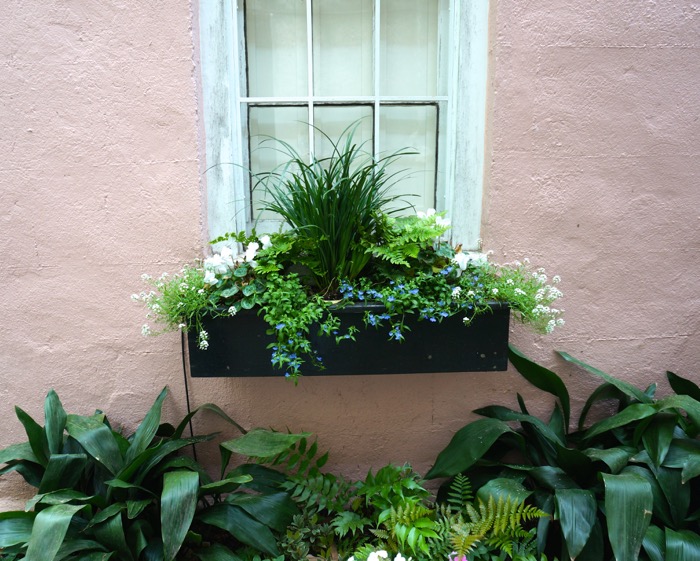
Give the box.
[187,303,510,377]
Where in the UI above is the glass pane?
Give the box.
[381,0,439,97]
[249,106,310,221]
[313,0,373,97]
[379,105,437,213]
[246,0,307,97]
[313,106,373,160]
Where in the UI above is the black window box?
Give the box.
[186,303,510,377]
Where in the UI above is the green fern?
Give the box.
[378,503,438,555]
[447,473,473,510]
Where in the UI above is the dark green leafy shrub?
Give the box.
[427,346,700,561]
[0,389,298,561]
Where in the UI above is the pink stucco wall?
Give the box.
[1,1,698,509]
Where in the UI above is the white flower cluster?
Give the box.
[203,235,272,286]
[348,552,411,561]
[452,251,487,275]
[416,207,450,228]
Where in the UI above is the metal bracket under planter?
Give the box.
[187,303,510,377]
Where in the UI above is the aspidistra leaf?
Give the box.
[24,504,86,561]
[555,488,597,559]
[44,390,67,455]
[161,470,199,561]
[125,388,168,466]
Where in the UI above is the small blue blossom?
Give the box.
[409,288,419,295]
[276,323,285,330]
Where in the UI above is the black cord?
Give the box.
[181,330,198,462]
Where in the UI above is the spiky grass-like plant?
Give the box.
[254,122,415,293]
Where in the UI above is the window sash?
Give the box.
[198,0,490,248]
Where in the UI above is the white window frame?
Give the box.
[197,0,490,249]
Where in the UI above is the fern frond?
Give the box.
[447,474,473,510]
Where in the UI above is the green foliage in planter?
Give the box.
[0,389,298,561]
[254,122,414,292]
[427,346,700,561]
[135,125,564,381]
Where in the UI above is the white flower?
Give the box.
[131,293,141,302]
[141,273,152,281]
[244,242,260,263]
[506,278,514,285]
[435,215,451,227]
[178,323,186,330]
[394,554,409,561]
[552,275,561,284]
[228,305,237,316]
[417,208,436,219]
[514,288,526,296]
[204,253,228,275]
[199,339,209,350]
[141,324,151,336]
[452,251,470,271]
[220,246,235,267]
[467,290,475,297]
[368,552,389,561]
[491,288,499,295]
[259,234,272,249]
[203,270,219,286]
[452,286,462,299]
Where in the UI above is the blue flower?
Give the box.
[409,288,419,295]
[276,323,285,330]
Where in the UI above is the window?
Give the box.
[198,0,489,248]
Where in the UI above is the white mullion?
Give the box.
[373,0,381,158]
[240,96,447,104]
[306,0,314,158]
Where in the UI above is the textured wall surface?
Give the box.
[1,1,698,509]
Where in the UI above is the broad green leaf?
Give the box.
[642,525,665,561]
[55,539,109,561]
[39,453,88,494]
[221,429,311,459]
[555,444,594,481]
[91,512,133,561]
[229,464,288,494]
[528,465,579,491]
[44,390,67,455]
[194,543,246,561]
[623,465,674,528]
[583,446,635,474]
[15,406,49,467]
[602,472,653,561]
[199,475,252,496]
[655,465,690,528]
[127,499,152,520]
[227,492,298,532]
[656,395,700,435]
[0,511,35,547]
[667,371,700,402]
[559,351,652,403]
[122,435,213,485]
[474,405,565,446]
[104,478,155,496]
[642,413,678,467]
[578,383,629,431]
[26,489,95,511]
[575,520,605,561]
[584,403,657,441]
[476,478,531,504]
[24,504,85,561]
[161,470,199,561]
[66,414,123,475]
[426,418,520,479]
[198,503,280,556]
[125,518,152,559]
[555,488,597,559]
[125,388,168,466]
[0,442,39,466]
[0,460,44,488]
[666,528,700,561]
[509,346,570,428]
[88,503,127,527]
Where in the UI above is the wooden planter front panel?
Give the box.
[187,304,510,377]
